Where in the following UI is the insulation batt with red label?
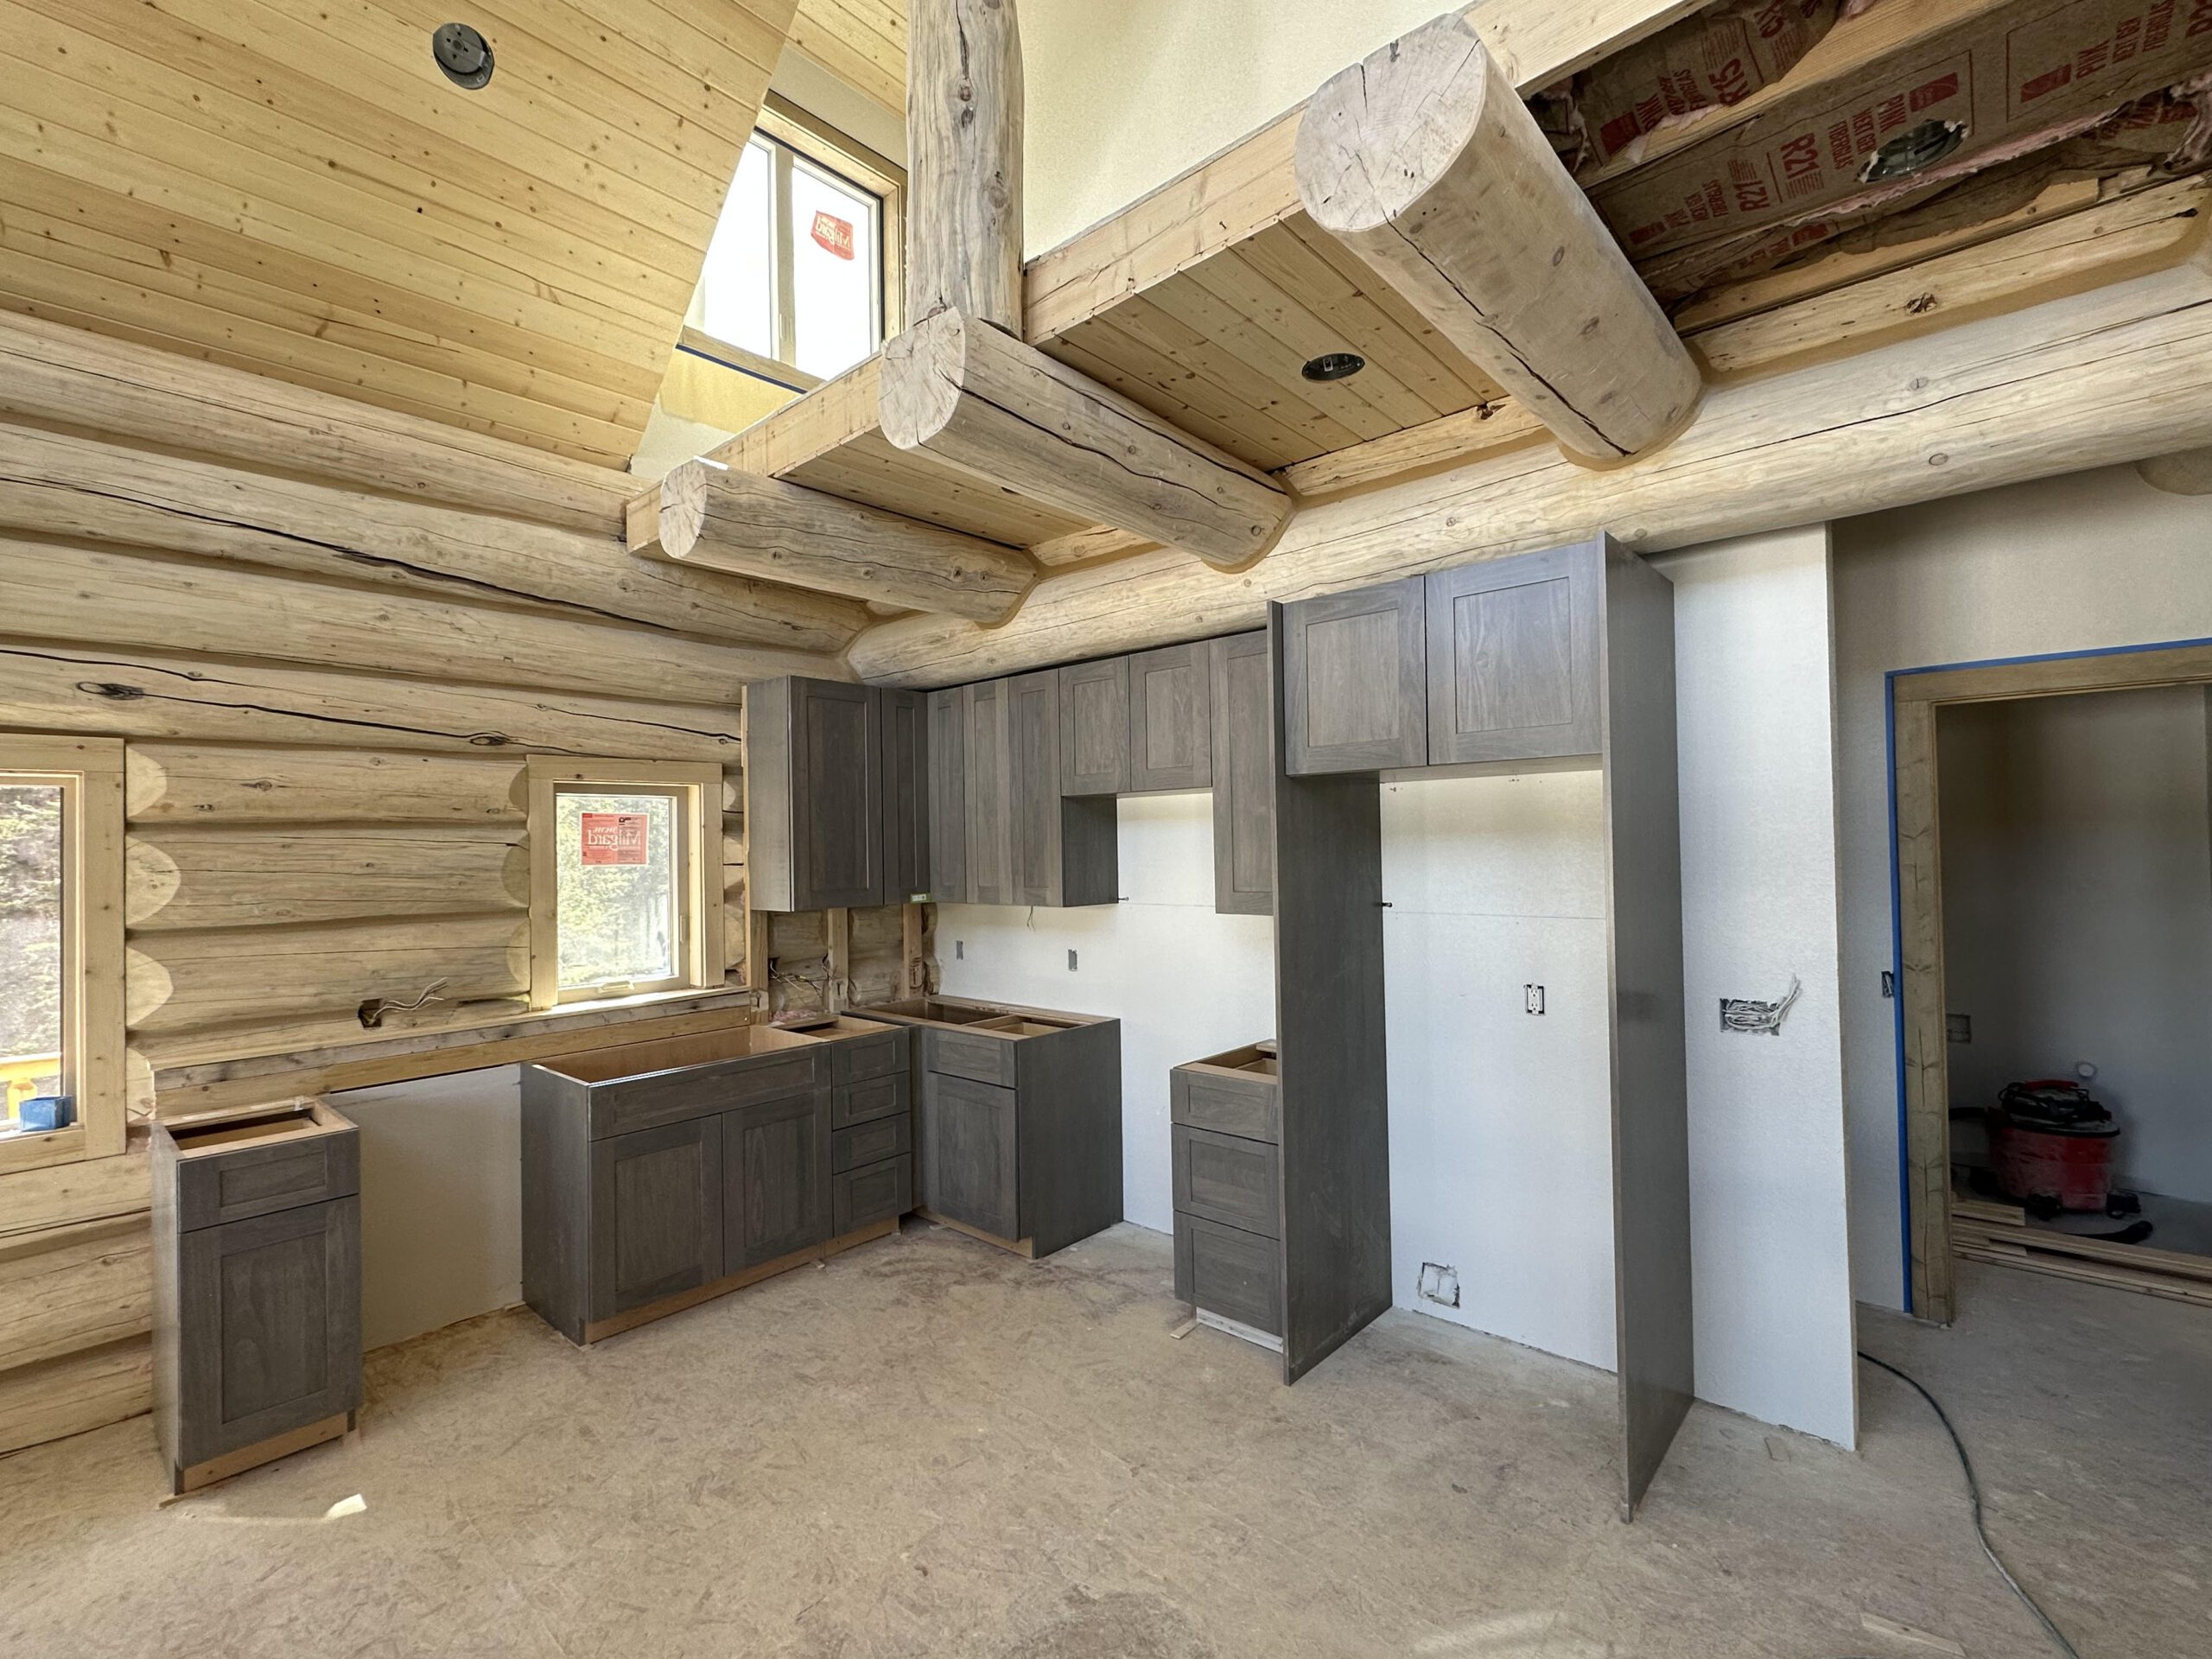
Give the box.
[1590,0,2212,263]
[580,812,650,866]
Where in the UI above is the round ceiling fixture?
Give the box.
[1860,118,1966,184]
[432,22,494,89]
[1300,351,1366,383]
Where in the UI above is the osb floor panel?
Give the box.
[3,1224,2205,1658]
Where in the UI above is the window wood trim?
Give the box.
[0,736,125,1176]
[687,97,906,383]
[524,758,726,1014]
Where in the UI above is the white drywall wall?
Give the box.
[1833,463,2212,1309]
[1380,770,1619,1371]
[335,1066,524,1351]
[1937,686,2212,1205]
[934,793,1277,1232]
[1020,0,1445,255]
[1652,529,1856,1448]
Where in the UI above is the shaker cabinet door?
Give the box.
[1128,642,1213,792]
[723,1092,832,1270]
[1281,576,1427,774]
[1425,543,1602,766]
[590,1118,722,1322]
[1209,632,1274,916]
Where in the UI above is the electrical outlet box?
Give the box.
[1067,949,1078,971]
[1947,1012,1972,1044]
[1524,984,1545,1015]
[1417,1262,1460,1307]
[955,939,964,961]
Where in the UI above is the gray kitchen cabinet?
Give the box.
[1168,1044,1286,1344]
[1425,541,1602,765]
[522,1020,911,1344]
[1009,669,1117,907]
[1128,641,1212,792]
[964,678,1014,905]
[921,1071,1020,1240]
[880,687,931,900]
[926,687,969,902]
[1059,657,1132,795]
[1281,575,1427,774]
[594,1116,723,1320]
[747,676,885,910]
[722,1091,830,1270]
[1209,631,1274,916]
[854,996,1122,1259]
[153,1100,363,1494]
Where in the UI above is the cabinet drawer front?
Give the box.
[1174,1214,1281,1337]
[833,1111,912,1173]
[176,1128,359,1231]
[833,1155,913,1232]
[175,1196,362,1466]
[923,1027,1016,1088]
[830,1028,906,1085]
[1173,1125,1280,1237]
[832,1069,910,1128]
[1171,1068,1280,1143]
[589,1049,823,1139]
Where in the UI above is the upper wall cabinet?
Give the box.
[1010,670,1117,907]
[1426,543,1602,765]
[880,689,931,901]
[925,688,969,904]
[1281,576,1427,775]
[1059,658,1131,796]
[1210,632,1274,917]
[964,678,1014,906]
[1129,643,1213,793]
[747,677,883,912]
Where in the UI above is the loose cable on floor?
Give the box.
[1840,1351,2083,1659]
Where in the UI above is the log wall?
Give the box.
[0,319,919,1456]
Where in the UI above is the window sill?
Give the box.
[156,984,764,1117]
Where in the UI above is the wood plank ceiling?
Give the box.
[791,0,906,114]
[0,0,799,468]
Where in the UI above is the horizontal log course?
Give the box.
[0,421,866,652]
[0,310,632,533]
[0,1335,149,1457]
[0,1140,149,1240]
[127,913,528,1036]
[125,744,526,825]
[0,1217,150,1374]
[0,643,747,760]
[126,825,527,931]
[1296,12,1700,462]
[851,251,2212,683]
[0,536,819,704]
[632,459,1036,623]
[880,307,1294,569]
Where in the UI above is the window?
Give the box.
[0,737,124,1174]
[690,99,905,387]
[526,759,725,1010]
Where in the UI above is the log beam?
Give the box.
[880,308,1294,570]
[630,460,1035,623]
[850,250,2212,684]
[907,0,1023,331]
[1295,12,1700,463]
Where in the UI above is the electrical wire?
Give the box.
[1837,1351,2083,1659]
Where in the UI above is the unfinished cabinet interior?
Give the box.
[152,1099,363,1494]
[747,677,931,910]
[852,996,1122,1259]
[521,1019,913,1344]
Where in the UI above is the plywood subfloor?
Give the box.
[2,1231,2202,1657]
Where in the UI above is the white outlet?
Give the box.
[1524,984,1545,1015]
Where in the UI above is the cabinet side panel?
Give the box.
[1602,544,1694,1517]
[1268,606,1392,1383]
[747,677,796,913]
[520,1068,590,1344]
[1015,1020,1123,1257]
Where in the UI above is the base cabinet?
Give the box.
[921,1071,1020,1240]
[524,1023,912,1344]
[1170,1045,1285,1345]
[153,1101,363,1494]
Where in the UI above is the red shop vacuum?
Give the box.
[1987,1079,2120,1217]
